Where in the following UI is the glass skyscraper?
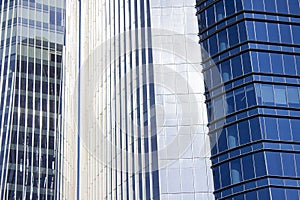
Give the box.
[196,0,300,199]
[0,0,64,199]
[63,0,214,199]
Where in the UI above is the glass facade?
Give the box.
[196,0,300,199]
[63,0,214,199]
[0,0,64,199]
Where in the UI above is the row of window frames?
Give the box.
[209,82,300,123]
[6,169,55,189]
[0,60,62,78]
[213,151,266,189]
[10,132,55,150]
[204,52,300,89]
[12,113,57,131]
[6,191,54,200]
[211,116,300,155]
[200,11,300,42]
[13,96,59,113]
[15,79,61,96]
[197,0,300,29]
[202,21,300,58]
[220,188,300,200]
[214,151,300,190]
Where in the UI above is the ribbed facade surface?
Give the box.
[63,0,214,199]
[196,0,300,199]
[0,0,64,199]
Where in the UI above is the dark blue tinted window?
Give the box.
[250,118,262,141]
[225,0,235,16]
[239,120,250,145]
[278,118,291,141]
[288,0,300,14]
[220,162,230,187]
[266,152,282,175]
[283,54,296,75]
[267,23,279,42]
[258,52,271,73]
[264,0,276,12]
[270,53,283,74]
[280,24,292,44]
[255,22,267,41]
[282,153,296,176]
[271,188,285,200]
[265,118,279,140]
[242,155,255,180]
[277,0,289,13]
[215,1,225,22]
[252,0,264,11]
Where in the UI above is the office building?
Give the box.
[0,0,64,199]
[196,0,300,199]
[63,0,214,199]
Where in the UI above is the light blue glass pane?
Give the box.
[261,85,274,104]
[274,85,287,105]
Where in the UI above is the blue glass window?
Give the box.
[215,1,225,22]
[246,21,255,40]
[213,167,221,189]
[274,85,287,105]
[283,54,296,75]
[282,153,296,176]
[270,53,283,74]
[280,24,292,44]
[267,23,279,42]
[242,53,251,74]
[242,155,255,180]
[220,162,230,187]
[239,120,250,145]
[228,25,239,46]
[232,56,242,78]
[291,119,300,142]
[258,52,271,73]
[214,96,224,120]
[209,35,218,56]
[252,0,264,11]
[264,0,276,12]
[287,87,300,107]
[212,65,221,86]
[288,0,300,14]
[207,6,215,27]
[292,25,300,44]
[250,118,262,141]
[271,188,285,200]
[235,87,246,111]
[254,152,266,177]
[242,0,252,10]
[225,91,235,114]
[255,22,267,41]
[218,129,228,152]
[286,189,299,199]
[231,159,242,184]
[238,22,247,42]
[296,56,300,75]
[50,10,55,25]
[218,30,228,51]
[266,152,282,175]
[277,0,289,13]
[228,124,238,148]
[265,118,279,140]
[261,85,274,105]
[225,0,235,16]
[221,60,231,82]
[246,84,256,107]
[295,154,300,176]
[278,118,292,141]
